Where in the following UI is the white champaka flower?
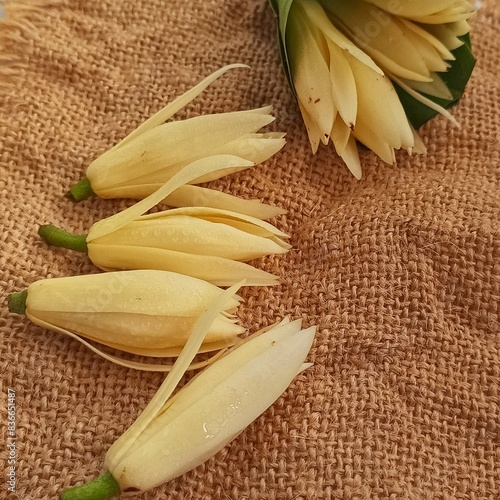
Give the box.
[69,65,286,220]
[274,0,474,177]
[40,158,291,287]
[8,270,244,371]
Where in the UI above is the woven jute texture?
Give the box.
[1,0,499,499]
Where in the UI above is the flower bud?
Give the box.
[86,206,290,286]
[8,270,244,370]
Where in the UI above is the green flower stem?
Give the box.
[38,225,88,253]
[8,290,28,314]
[66,177,95,202]
[60,472,121,500]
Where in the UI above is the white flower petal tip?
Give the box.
[104,311,316,493]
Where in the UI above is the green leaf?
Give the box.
[395,34,476,129]
[268,0,296,95]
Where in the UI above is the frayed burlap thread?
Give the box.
[1,0,499,499]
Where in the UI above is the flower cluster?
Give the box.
[270,0,475,176]
[8,66,315,499]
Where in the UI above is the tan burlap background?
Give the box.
[1,0,499,498]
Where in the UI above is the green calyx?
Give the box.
[38,225,88,253]
[66,177,95,202]
[60,471,121,500]
[8,290,28,315]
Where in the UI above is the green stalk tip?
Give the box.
[8,290,28,314]
[60,471,121,500]
[66,178,95,202]
[38,225,88,253]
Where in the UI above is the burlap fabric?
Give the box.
[1,1,499,498]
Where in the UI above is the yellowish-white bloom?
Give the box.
[272,0,474,177]
[86,206,290,286]
[41,158,290,286]
[8,270,244,371]
[60,285,316,498]
[69,65,286,220]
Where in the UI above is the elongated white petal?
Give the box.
[398,17,455,61]
[423,22,467,50]
[330,115,352,155]
[300,0,383,75]
[90,338,235,359]
[139,206,290,239]
[326,38,358,128]
[88,245,280,286]
[391,74,460,126]
[163,185,286,220]
[36,310,242,349]
[92,216,289,260]
[338,133,362,179]
[110,64,248,151]
[353,117,396,165]
[287,2,336,141]
[106,283,245,470]
[87,155,254,242]
[87,111,273,190]
[349,54,413,150]
[190,133,286,184]
[25,270,240,315]
[298,101,322,153]
[329,0,434,82]
[25,277,243,371]
[22,314,218,372]
[363,0,466,18]
[398,73,454,100]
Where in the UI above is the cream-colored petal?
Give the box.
[330,115,352,156]
[326,38,358,128]
[300,0,384,75]
[34,310,242,349]
[390,74,460,126]
[87,155,254,242]
[353,117,396,165]
[348,54,412,150]
[26,270,239,315]
[339,133,362,180]
[398,17,455,61]
[88,245,280,287]
[363,0,462,18]
[111,132,284,187]
[298,101,322,154]
[110,64,248,151]
[108,319,315,491]
[163,185,286,221]
[87,110,273,191]
[287,3,336,141]
[398,73,454,100]
[90,339,236,358]
[140,206,290,239]
[329,0,433,82]
[105,283,244,470]
[92,216,289,260]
